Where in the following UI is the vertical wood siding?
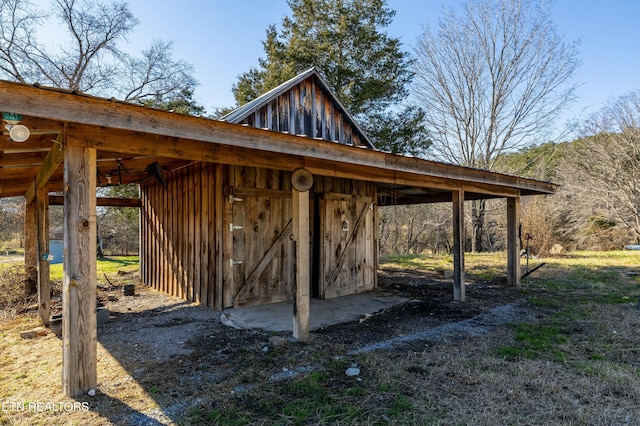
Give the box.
[141,162,378,308]
[241,77,365,147]
[223,166,295,307]
[316,178,377,298]
[140,162,223,308]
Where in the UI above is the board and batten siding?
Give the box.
[241,78,366,147]
[314,178,378,298]
[140,162,222,308]
[224,166,295,307]
[140,162,378,309]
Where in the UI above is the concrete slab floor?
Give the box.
[222,292,409,333]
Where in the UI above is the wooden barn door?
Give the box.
[319,193,376,299]
[224,187,294,307]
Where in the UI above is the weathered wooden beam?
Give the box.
[0,133,58,150]
[0,179,63,197]
[25,130,65,204]
[292,187,310,339]
[377,191,511,206]
[507,196,521,287]
[48,195,141,207]
[24,199,37,296]
[452,189,465,302]
[36,185,50,326]
[63,123,528,198]
[66,124,305,175]
[0,81,556,197]
[62,145,97,397]
[0,151,48,166]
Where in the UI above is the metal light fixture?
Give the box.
[2,112,30,143]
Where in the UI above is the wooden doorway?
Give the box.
[318,192,376,299]
[224,186,294,307]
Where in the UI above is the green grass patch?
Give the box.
[49,255,139,282]
[380,253,452,271]
[189,370,366,425]
[386,394,413,418]
[593,294,636,304]
[497,324,569,361]
[381,250,640,290]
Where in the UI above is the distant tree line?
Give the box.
[381,89,640,255]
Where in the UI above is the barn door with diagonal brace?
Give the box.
[319,193,376,299]
[224,187,294,307]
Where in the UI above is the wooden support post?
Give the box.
[292,187,310,339]
[214,164,224,310]
[62,145,97,397]
[452,189,465,302]
[24,198,37,296]
[36,185,51,326]
[507,195,521,287]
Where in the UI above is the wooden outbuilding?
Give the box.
[0,69,556,396]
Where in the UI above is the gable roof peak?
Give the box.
[221,67,375,149]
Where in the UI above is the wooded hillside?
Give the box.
[381,90,640,255]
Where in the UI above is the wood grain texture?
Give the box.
[452,189,465,302]
[24,131,65,203]
[319,181,376,299]
[507,196,522,287]
[139,163,222,307]
[62,145,97,397]
[292,188,310,339]
[23,199,37,296]
[36,185,50,326]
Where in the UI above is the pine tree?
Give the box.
[232,0,429,155]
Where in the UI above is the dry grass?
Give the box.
[0,263,37,322]
[1,251,639,425]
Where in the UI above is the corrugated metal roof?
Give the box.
[220,67,376,149]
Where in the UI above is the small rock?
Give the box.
[88,389,96,396]
[107,294,117,301]
[19,330,36,339]
[345,367,360,377]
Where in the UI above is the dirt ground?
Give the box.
[1,264,638,425]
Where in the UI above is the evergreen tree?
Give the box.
[232,0,429,155]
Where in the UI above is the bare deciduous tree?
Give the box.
[0,0,196,102]
[557,90,640,246]
[412,0,579,251]
[379,204,453,255]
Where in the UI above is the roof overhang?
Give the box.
[0,80,556,201]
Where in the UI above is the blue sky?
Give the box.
[52,1,640,136]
